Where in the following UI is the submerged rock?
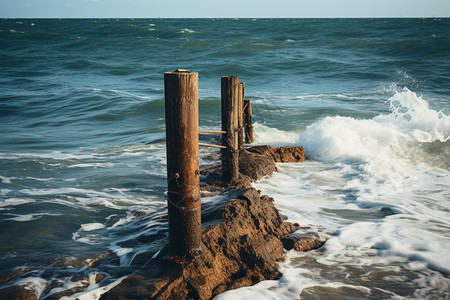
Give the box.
[0,285,37,300]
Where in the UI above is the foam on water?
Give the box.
[0,198,36,210]
[222,89,450,299]
[180,28,195,34]
[252,122,300,146]
[301,88,449,170]
[81,223,106,232]
[16,277,47,299]
[0,176,12,184]
[58,275,127,300]
[4,212,62,222]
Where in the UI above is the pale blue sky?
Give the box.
[1,0,450,18]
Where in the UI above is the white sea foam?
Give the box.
[44,271,127,300]
[45,274,92,299]
[81,223,106,231]
[4,212,61,222]
[72,232,102,245]
[113,247,133,258]
[216,252,371,300]
[239,89,450,299]
[108,243,136,266]
[0,189,12,196]
[0,150,99,161]
[301,88,450,167]
[180,28,195,34]
[87,88,154,101]
[384,87,449,142]
[67,162,117,168]
[17,277,47,299]
[110,214,135,228]
[0,175,13,184]
[26,176,55,182]
[0,198,35,210]
[58,275,127,300]
[252,122,300,146]
[20,187,109,197]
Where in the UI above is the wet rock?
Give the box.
[101,275,159,300]
[238,150,277,181]
[247,145,306,163]
[282,231,326,252]
[104,188,298,300]
[0,285,37,300]
[102,145,309,300]
[0,267,38,285]
[43,287,86,300]
[45,251,112,268]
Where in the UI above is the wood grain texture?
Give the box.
[164,70,201,257]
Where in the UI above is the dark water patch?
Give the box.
[321,207,397,223]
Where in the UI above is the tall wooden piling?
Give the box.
[238,82,245,150]
[243,98,254,144]
[221,76,239,183]
[164,70,201,257]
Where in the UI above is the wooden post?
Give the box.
[238,82,245,150]
[164,70,201,257]
[243,99,254,144]
[221,76,239,183]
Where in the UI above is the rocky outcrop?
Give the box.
[104,188,298,300]
[104,145,310,299]
[237,145,306,181]
[247,145,306,163]
[238,149,277,181]
[1,145,321,300]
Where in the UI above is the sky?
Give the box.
[1,0,450,18]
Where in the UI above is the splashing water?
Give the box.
[219,88,450,299]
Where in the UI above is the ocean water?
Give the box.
[1,18,449,299]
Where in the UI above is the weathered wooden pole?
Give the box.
[238,82,245,150]
[164,70,201,257]
[243,98,254,144]
[221,76,239,183]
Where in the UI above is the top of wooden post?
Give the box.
[165,69,196,75]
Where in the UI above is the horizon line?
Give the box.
[2,16,449,19]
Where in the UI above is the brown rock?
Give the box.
[0,285,37,300]
[238,149,277,181]
[247,145,306,163]
[0,268,38,285]
[103,187,298,300]
[282,232,326,252]
[102,145,309,300]
[43,287,86,300]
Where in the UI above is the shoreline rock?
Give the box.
[104,145,314,299]
[0,145,324,300]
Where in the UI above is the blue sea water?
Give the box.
[0,18,449,299]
